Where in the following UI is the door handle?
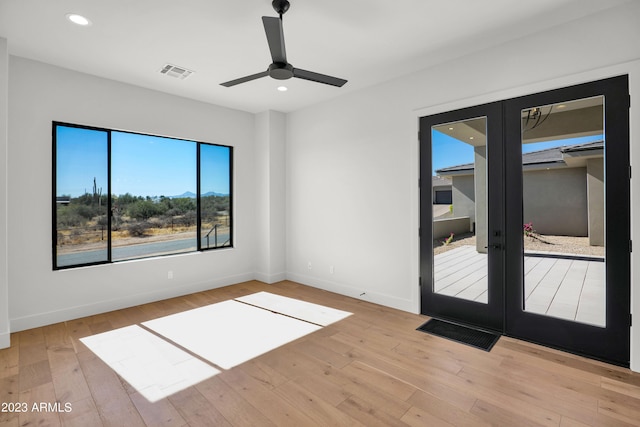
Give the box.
[484,244,502,249]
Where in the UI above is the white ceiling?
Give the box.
[0,0,632,113]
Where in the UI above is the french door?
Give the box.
[419,101,505,332]
[419,75,631,366]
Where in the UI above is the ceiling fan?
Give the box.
[220,0,347,88]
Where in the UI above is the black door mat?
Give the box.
[417,319,500,352]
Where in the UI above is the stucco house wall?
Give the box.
[523,167,588,236]
[451,175,475,229]
[587,157,605,246]
[450,167,590,238]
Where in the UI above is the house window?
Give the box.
[53,122,233,269]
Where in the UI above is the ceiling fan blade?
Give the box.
[293,68,347,87]
[262,16,287,63]
[220,70,269,87]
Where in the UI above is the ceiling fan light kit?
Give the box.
[220,0,347,88]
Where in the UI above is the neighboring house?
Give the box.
[432,176,452,204]
[55,196,71,205]
[435,141,604,247]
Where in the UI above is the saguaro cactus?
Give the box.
[93,177,103,206]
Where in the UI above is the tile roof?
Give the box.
[435,140,603,174]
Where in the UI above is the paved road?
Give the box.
[57,232,230,267]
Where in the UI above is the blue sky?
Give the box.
[112,132,197,197]
[431,130,604,176]
[431,130,474,175]
[56,126,230,198]
[200,143,231,196]
[56,126,108,197]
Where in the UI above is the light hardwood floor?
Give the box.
[1,280,639,426]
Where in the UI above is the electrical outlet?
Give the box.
[168,270,173,279]
[307,262,312,270]
[329,265,334,274]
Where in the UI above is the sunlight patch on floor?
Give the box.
[143,299,322,369]
[80,325,219,403]
[80,292,352,402]
[235,291,352,326]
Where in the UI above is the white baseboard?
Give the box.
[9,271,418,334]
[10,272,255,333]
[0,331,10,349]
[254,271,287,284]
[285,272,416,313]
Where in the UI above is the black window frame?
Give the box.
[52,121,233,270]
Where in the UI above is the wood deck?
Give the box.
[1,280,639,426]
[435,245,605,326]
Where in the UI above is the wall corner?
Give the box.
[0,37,10,349]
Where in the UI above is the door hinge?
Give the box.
[419,227,422,237]
[418,131,421,140]
[419,277,422,287]
[630,313,632,327]
[630,240,633,253]
[627,94,631,109]
[630,165,632,180]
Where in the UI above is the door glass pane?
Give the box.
[111,132,197,261]
[432,117,488,303]
[55,125,109,268]
[521,96,605,326]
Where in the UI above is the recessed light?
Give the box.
[449,127,454,130]
[66,13,91,26]
[277,86,288,92]
[469,136,474,140]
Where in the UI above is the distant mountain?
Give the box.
[169,191,228,199]
[172,191,196,199]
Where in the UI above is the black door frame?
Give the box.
[419,101,505,333]
[420,75,631,366]
[504,75,630,366]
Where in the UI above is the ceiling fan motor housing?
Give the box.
[269,62,294,80]
[272,0,290,16]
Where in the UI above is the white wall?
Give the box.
[7,57,257,331]
[285,2,640,369]
[0,38,9,348]
[254,110,286,283]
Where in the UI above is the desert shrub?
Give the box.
[175,211,196,227]
[57,209,87,227]
[114,193,143,207]
[127,200,165,220]
[201,213,218,224]
[127,221,152,237]
[171,198,196,214]
[76,204,101,220]
[201,195,229,213]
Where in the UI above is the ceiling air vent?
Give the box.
[159,64,194,80]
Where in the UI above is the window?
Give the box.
[53,122,233,269]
